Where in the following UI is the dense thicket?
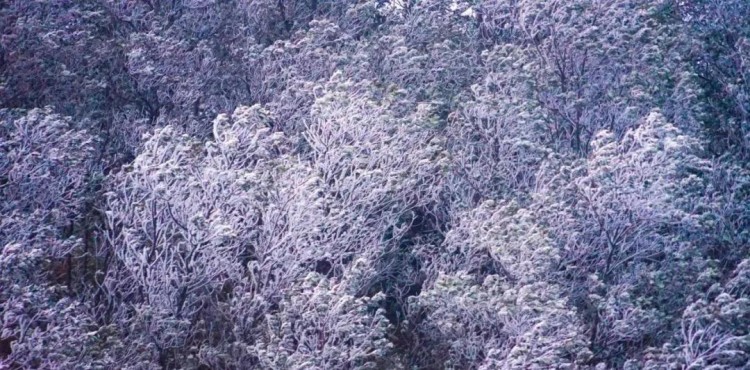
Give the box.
[1,0,749,369]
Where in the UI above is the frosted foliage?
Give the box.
[446,86,547,205]
[253,264,398,369]
[107,126,243,318]
[410,273,590,369]
[0,108,100,368]
[474,0,700,153]
[641,259,750,369]
[102,105,295,365]
[0,108,95,288]
[410,202,590,368]
[2,0,750,368]
[534,111,714,365]
[542,112,705,281]
[437,201,558,283]
[100,72,449,365]
[1,108,96,232]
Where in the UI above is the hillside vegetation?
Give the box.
[1,0,749,368]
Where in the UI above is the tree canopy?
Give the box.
[1,0,749,368]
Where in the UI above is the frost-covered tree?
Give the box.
[639,258,750,369]
[250,264,398,370]
[676,0,750,157]
[446,83,547,206]
[406,201,591,368]
[534,111,714,366]
[473,0,701,154]
[100,79,447,366]
[0,108,100,368]
[102,104,293,367]
[0,2,123,118]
